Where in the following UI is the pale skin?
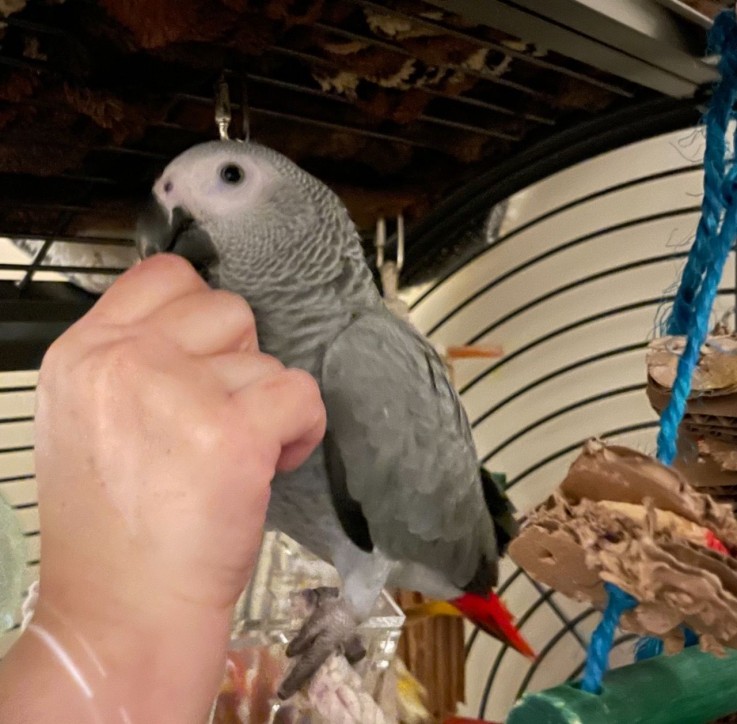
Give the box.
[0,254,326,723]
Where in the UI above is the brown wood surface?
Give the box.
[394,589,466,723]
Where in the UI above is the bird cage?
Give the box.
[0,1,731,722]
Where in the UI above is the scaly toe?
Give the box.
[278,588,363,700]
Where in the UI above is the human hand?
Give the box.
[12,254,325,722]
[37,254,325,616]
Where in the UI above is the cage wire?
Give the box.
[0,0,732,720]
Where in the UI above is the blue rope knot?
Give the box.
[580,583,638,694]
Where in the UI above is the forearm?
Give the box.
[0,598,233,724]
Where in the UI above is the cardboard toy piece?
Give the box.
[508,440,737,654]
[647,335,737,399]
[647,335,737,430]
[647,334,737,508]
[673,434,737,501]
[560,440,737,547]
[697,436,737,472]
[503,518,606,606]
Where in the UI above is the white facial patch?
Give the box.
[154,150,281,222]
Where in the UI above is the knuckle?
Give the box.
[283,368,325,411]
[256,352,285,374]
[212,290,255,326]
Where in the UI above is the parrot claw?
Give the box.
[278,587,364,700]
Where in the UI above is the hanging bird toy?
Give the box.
[507,10,737,724]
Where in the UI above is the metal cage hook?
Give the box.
[241,76,251,142]
[374,214,404,273]
[215,73,232,141]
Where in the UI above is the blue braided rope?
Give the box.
[659,177,737,462]
[666,11,737,337]
[580,583,638,694]
[580,10,737,692]
[657,189,737,464]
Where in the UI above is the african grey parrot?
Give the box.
[136,141,533,698]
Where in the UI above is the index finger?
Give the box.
[89,254,209,325]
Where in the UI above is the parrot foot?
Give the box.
[278,586,365,700]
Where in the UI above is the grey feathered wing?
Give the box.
[320,310,499,594]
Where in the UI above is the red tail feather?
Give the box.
[450,592,535,659]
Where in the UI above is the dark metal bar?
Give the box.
[349,0,634,97]
[478,589,556,717]
[403,96,702,288]
[506,420,660,491]
[0,474,34,484]
[417,113,521,140]
[460,299,670,395]
[420,0,707,97]
[95,146,170,161]
[269,45,557,125]
[236,72,525,139]
[0,201,90,212]
[513,607,598,702]
[58,173,119,185]
[482,165,702,263]
[251,107,450,147]
[472,342,648,427]
[480,383,647,464]
[173,94,450,149]
[13,501,38,511]
[310,21,552,100]
[525,574,589,650]
[0,232,133,247]
[425,88,555,125]
[0,263,125,275]
[0,446,33,455]
[426,201,702,339]
[0,417,34,426]
[0,24,552,131]
[174,87,521,141]
[463,253,690,347]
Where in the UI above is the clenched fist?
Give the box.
[0,255,326,723]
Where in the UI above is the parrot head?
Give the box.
[136,140,358,293]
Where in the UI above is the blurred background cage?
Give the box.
[0,0,734,721]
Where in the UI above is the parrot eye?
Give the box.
[219,163,245,185]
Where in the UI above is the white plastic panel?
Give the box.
[403,126,709,310]
[0,372,39,658]
[409,125,732,721]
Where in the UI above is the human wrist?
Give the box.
[29,591,233,723]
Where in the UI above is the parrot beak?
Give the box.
[136,198,219,281]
